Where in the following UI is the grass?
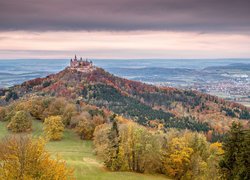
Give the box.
[0,120,169,180]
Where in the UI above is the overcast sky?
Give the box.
[0,0,250,59]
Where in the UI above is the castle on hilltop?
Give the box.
[70,55,93,68]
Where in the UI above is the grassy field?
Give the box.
[0,120,169,180]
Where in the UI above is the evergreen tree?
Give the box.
[105,120,120,170]
[237,129,250,179]
[220,122,245,179]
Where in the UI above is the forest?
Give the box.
[0,96,249,179]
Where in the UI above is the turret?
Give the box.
[70,55,94,69]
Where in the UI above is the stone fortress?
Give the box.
[69,55,95,72]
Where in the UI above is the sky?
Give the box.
[0,0,250,59]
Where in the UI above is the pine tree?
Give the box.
[219,122,245,179]
[237,129,250,179]
[105,120,120,170]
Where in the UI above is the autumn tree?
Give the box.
[94,120,163,173]
[43,115,64,141]
[27,97,49,120]
[46,98,77,125]
[0,135,74,179]
[118,123,163,173]
[46,98,68,119]
[7,110,33,133]
[0,107,6,121]
[73,111,105,140]
[62,103,77,126]
[162,137,193,179]
[93,123,112,159]
[92,115,106,126]
[207,142,224,180]
[3,101,29,122]
[74,111,95,140]
[184,132,210,179]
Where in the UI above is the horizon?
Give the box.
[1,57,250,61]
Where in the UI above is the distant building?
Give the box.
[70,55,93,68]
[69,55,94,72]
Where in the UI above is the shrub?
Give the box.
[7,111,32,132]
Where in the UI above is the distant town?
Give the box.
[153,71,250,107]
[184,76,249,106]
[108,62,250,107]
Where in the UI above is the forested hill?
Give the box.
[0,65,249,133]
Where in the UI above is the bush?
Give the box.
[43,116,64,141]
[7,111,32,132]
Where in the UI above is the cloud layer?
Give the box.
[1,31,250,59]
[0,0,250,32]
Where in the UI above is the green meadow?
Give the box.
[0,120,169,180]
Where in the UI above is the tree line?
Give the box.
[94,117,250,180]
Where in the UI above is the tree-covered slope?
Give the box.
[0,66,249,133]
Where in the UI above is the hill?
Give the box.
[0,61,249,134]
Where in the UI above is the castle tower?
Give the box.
[70,55,94,69]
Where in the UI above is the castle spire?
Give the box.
[74,54,77,60]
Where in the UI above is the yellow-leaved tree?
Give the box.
[162,137,194,179]
[43,115,64,141]
[7,110,33,133]
[207,142,224,179]
[0,135,74,179]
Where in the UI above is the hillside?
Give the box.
[0,63,249,134]
[0,120,169,180]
